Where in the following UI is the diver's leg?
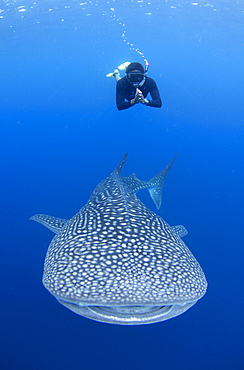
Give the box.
[113,69,121,82]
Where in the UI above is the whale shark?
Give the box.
[30,154,207,325]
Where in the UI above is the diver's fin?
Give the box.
[29,214,68,234]
[171,225,188,238]
[106,69,120,78]
[118,62,130,70]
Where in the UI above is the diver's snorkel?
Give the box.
[135,60,149,87]
[137,76,145,88]
[145,60,149,74]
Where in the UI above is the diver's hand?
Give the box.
[136,88,149,105]
[139,96,149,105]
[131,97,139,105]
[130,89,141,105]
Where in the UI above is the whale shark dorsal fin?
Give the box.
[128,173,137,179]
[148,153,177,209]
[113,153,128,176]
[29,214,68,234]
[120,154,177,209]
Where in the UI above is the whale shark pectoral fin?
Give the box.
[29,214,68,234]
[171,225,188,238]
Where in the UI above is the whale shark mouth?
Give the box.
[57,299,197,325]
[89,305,173,322]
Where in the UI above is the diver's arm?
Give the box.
[116,80,131,110]
[116,80,139,110]
[146,79,162,108]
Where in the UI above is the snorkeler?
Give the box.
[107,61,162,111]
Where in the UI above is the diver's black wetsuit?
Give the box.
[116,76,162,111]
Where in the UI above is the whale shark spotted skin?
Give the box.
[30,154,207,325]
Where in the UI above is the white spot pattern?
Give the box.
[43,171,207,306]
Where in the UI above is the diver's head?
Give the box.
[126,62,145,87]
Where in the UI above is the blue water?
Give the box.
[1,1,244,369]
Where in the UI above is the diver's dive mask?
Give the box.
[126,71,145,87]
